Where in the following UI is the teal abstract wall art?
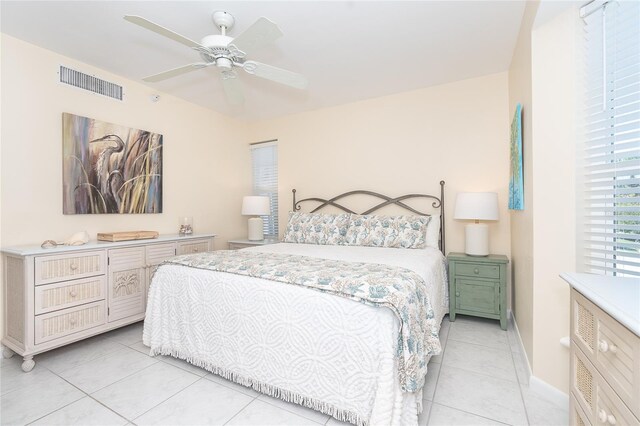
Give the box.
[509,104,524,210]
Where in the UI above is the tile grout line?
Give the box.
[24,363,127,426]
[429,318,527,426]
[130,376,208,423]
[221,394,262,426]
[508,326,533,426]
[425,318,448,425]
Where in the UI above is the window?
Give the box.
[251,141,278,237]
[581,0,640,276]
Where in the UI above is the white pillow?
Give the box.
[425,214,440,249]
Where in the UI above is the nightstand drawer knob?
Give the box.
[455,291,460,297]
[474,268,480,274]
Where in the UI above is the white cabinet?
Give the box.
[569,289,640,426]
[1,234,215,372]
[107,247,147,323]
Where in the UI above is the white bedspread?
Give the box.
[143,243,448,426]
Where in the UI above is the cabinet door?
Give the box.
[455,278,500,315]
[107,247,146,322]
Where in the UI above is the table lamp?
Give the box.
[454,192,499,256]
[242,196,271,241]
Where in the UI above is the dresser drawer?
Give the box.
[34,300,106,344]
[177,239,211,255]
[595,305,640,419]
[597,371,640,426]
[146,243,176,266]
[35,251,106,285]
[571,392,592,426]
[572,290,640,419]
[572,342,640,426]
[35,276,106,315]
[455,262,500,279]
[572,343,597,419]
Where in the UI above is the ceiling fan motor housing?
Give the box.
[199,34,236,65]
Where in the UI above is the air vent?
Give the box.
[59,66,123,101]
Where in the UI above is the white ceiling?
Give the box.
[1,1,526,121]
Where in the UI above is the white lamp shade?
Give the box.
[454,192,499,221]
[242,196,270,216]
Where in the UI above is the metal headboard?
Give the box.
[292,180,446,254]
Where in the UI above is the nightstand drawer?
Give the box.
[455,263,500,279]
[455,279,499,315]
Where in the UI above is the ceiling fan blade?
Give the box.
[228,17,283,56]
[124,15,205,50]
[143,63,209,82]
[220,71,245,106]
[242,61,308,90]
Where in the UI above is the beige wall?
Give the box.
[530,6,579,393]
[1,35,251,332]
[248,72,512,258]
[508,3,579,395]
[1,35,251,247]
[508,0,539,370]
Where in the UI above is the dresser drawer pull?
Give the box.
[455,291,460,297]
[70,263,78,271]
[194,248,199,252]
[598,339,617,354]
[474,268,479,274]
[69,318,77,326]
[598,408,618,425]
[599,409,608,423]
[69,290,77,298]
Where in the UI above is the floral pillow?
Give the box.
[283,212,351,245]
[346,214,431,249]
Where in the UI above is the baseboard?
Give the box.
[529,375,570,408]
[509,311,569,410]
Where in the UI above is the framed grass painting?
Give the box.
[509,104,524,210]
[62,113,163,214]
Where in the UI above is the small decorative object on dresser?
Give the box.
[454,192,499,256]
[241,196,271,241]
[1,233,215,372]
[561,273,639,426]
[448,252,509,330]
[228,238,279,250]
[178,216,193,236]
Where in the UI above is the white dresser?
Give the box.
[561,273,640,426]
[2,233,216,372]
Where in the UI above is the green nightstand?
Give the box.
[447,252,509,330]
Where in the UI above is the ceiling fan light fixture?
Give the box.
[216,57,233,70]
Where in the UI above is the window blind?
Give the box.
[251,141,278,237]
[582,0,640,277]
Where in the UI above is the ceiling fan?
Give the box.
[123,11,308,105]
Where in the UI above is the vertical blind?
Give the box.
[582,0,640,277]
[251,141,279,237]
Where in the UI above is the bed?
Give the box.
[143,183,449,426]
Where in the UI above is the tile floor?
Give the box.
[0,315,569,426]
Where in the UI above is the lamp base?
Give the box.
[464,223,489,256]
[247,217,264,241]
